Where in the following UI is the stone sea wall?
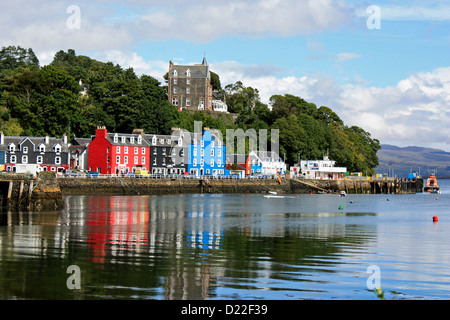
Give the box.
[58,177,423,196]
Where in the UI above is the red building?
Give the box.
[225,154,251,176]
[88,127,150,175]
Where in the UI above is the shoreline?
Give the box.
[57,177,424,196]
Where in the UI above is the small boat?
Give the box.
[424,175,441,193]
[264,195,286,199]
[268,191,277,195]
[339,191,347,197]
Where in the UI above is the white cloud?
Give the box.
[92,50,168,82]
[336,52,362,62]
[133,0,354,41]
[213,60,450,151]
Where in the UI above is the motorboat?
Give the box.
[424,175,441,193]
[339,190,347,197]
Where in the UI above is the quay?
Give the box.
[57,175,424,196]
[0,174,424,211]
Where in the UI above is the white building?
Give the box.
[291,155,347,179]
[212,100,228,113]
[250,150,286,176]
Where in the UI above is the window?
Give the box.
[162,148,166,156]
[124,156,128,164]
[186,87,190,94]
[173,78,177,84]
[210,159,214,167]
[55,157,61,165]
[134,156,138,164]
[116,156,120,164]
[121,136,126,143]
[124,147,128,154]
[201,140,204,147]
[211,149,214,156]
[193,148,197,156]
[153,158,157,165]
[162,158,166,165]
[134,147,138,154]
[187,78,190,85]
[116,147,121,154]
[23,147,28,154]
[218,149,221,157]
[54,145,61,153]
[130,137,135,143]
[10,155,16,163]
[142,147,146,154]
[173,87,177,94]
[186,98,190,106]
[137,136,142,144]
[211,141,214,148]
[172,97,178,106]
[142,156,146,164]
[193,159,197,166]
[218,159,222,167]
[152,137,157,145]
[153,147,157,155]
[200,159,204,167]
[39,144,45,153]
[22,155,28,164]
[186,69,191,77]
[173,70,178,76]
[113,134,118,143]
[200,149,204,156]
[37,156,43,164]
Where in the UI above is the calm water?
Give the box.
[1,179,450,300]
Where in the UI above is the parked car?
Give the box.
[87,171,99,177]
[64,170,82,177]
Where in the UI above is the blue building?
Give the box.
[187,128,226,176]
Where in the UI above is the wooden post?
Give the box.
[18,181,24,201]
[6,181,13,207]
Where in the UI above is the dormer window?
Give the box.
[152,136,157,145]
[54,144,62,153]
[39,144,46,153]
[137,136,142,144]
[173,70,178,76]
[121,136,126,143]
[113,134,118,143]
[8,143,15,152]
[130,137,135,143]
[186,69,191,77]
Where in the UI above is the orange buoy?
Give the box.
[433,216,438,222]
[436,197,439,200]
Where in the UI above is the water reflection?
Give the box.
[0,194,380,300]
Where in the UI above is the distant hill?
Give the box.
[376,144,450,178]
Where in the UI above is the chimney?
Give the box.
[45,134,49,144]
[63,133,67,145]
[0,131,3,145]
[96,126,107,138]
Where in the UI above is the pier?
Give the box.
[0,172,64,211]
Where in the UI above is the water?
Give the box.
[1,180,450,300]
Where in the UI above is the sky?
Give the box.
[2,0,450,151]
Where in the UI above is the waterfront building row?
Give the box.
[0,128,346,179]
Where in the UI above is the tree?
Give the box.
[0,46,39,71]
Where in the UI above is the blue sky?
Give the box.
[2,0,450,151]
